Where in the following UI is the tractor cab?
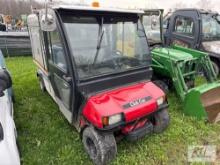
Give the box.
[142,9,220,123]
[28,4,169,165]
[163,9,220,75]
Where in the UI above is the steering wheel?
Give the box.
[112,51,130,69]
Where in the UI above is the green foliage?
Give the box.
[6,57,220,165]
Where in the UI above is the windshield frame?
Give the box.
[59,10,151,81]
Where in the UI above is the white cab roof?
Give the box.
[51,5,144,14]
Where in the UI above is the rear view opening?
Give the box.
[201,87,220,123]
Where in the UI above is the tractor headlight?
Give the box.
[157,97,164,106]
[102,114,123,126]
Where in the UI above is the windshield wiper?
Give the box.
[92,17,105,66]
[211,14,220,24]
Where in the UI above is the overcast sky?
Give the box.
[37,0,220,12]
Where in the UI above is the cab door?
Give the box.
[46,29,74,123]
[167,10,200,48]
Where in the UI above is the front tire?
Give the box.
[153,80,169,94]
[153,109,170,133]
[82,127,117,165]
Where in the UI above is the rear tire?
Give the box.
[82,127,117,165]
[38,76,46,92]
[153,109,170,133]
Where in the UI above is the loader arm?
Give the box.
[152,47,201,101]
[172,45,217,81]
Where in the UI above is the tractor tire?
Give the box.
[38,76,46,92]
[212,61,220,76]
[82,127,117,165]
[153,109,170,133]
[153,80,169,94]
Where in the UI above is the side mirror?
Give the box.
[0,69,12,97]
[39,8,56,31]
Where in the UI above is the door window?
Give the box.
[174,16,194,36]
[49,30,67,72]
[47,30,71,110]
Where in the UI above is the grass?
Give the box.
[5,57,220,165]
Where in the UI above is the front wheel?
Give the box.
[82,126,117,165]
[153,109,170,133]
[153,80,169,94]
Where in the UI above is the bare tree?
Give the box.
[195,0,214,10]
[172,2,188,9]
[0,0,43,17]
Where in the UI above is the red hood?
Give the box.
[82,81,165,128]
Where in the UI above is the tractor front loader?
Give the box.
[142,9,220,123]
[152,45,220,123]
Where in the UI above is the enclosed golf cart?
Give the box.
[142,9,220,123]
[164,9,220,75]
[0,50,20,165]
[28,3,169,165]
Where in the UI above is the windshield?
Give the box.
[61,13,150,79]
[142,11,162,44]
[202,14,220,41]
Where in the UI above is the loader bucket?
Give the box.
[183,82,220,123]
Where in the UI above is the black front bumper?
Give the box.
[125,122,153,141]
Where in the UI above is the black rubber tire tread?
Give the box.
[153,80,169,94]
[82,126,117,165]
[153,109,170,133]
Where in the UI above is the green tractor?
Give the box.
[141,9,220,123]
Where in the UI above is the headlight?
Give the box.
[102,113,123,126]
[157,97,164,106]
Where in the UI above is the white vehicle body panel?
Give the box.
[52,4,144,14]
[0,52,20,165]
[0,90,20,165]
